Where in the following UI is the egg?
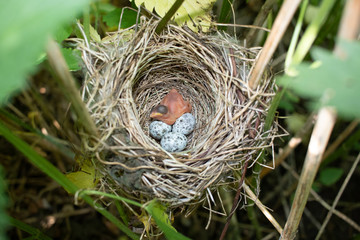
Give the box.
[149,121,172,140]
[172,113,196,135]
[160,132,187,152]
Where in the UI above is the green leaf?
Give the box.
[278,41,360,119]
[60,48,81,71]
[132,0,216,32]
[0,0,90,104]
[103,8,137,29]
[145,200,190,240]
[54,24,73,43]
[66,162,98,189]
[318,167,343,186]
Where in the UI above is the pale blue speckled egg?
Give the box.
[160,132,187,152]
[172,113,196,135]
[149,121,172,140]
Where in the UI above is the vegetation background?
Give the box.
[0,0,359,239]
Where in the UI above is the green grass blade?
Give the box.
[145,200,191,240]
[218,0,233,31]
[0,166,8,240]
[9,217,52,240]
[0,121,139,240]
[285,0,309,72]
[264,86,285,132]
[0,121,78,193]
[292,0,336,65]
[78,190,143,208]
[115,200,129,225]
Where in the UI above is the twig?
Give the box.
[315,152,360,239]
[248,0,301,90]
[46,39,98,138]
[334,0,360,55]
[281,107,336,239]
[281,161,360,232]
[245,0,277,45]
[219,161,248,240]
[243,184,283,235]
[260,113,316,179]
[323,119,360,160]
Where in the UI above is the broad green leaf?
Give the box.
[132,0,215,32]
[66,162,98,189]
[103,8,138,29]
[0,0,90,104]
[278,41,360,119]
[60,48,81,71]
[54,24,73,43]
[318,167,343,186]
[145,200,190,240]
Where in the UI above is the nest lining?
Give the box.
[75,17,283,207]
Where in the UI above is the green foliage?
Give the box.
[278,41,360,119]
[60,48,82,71]
[9,217,51,240]
[145,200,191,240]
[285,113,307,134]
[54,24,73,43]
[0,0,90,104]
[318,167,343,186]
[0,121,139,239]
[103,8,138,29]
[278,90,300,112]
[0,166,8,240]
[217,0,233,31]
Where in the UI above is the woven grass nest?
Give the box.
[75,17,282,208]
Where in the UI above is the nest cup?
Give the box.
[76,17,281,207]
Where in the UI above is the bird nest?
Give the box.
[75,17,282,208]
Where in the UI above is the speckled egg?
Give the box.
[160,132,187,152]
[172,113,196,135]
[149,121,172,140]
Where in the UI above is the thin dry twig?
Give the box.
[281,161,360,233]
[260,113,316,179]
[248,0,301,89]
[245,0,278,45]
[219,161,248,240]
[243,183,283,235]
[281,107,337,239]
[46,39,98,138]
[315,152,360,239]
[322,119,360,160]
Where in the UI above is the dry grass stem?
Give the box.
[243,184,283,234]
[281,161,360,232]
[248,0,301,89]
[281,107,336,239]
[315,152,360,239]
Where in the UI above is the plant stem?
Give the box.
[248,0,301,89]
[0,121,139,240]
[46,39,98,139]
[291,0,336,65]
[155,0,185,34]
[281,107,336,239]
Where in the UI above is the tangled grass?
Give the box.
[74,17,284,208]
